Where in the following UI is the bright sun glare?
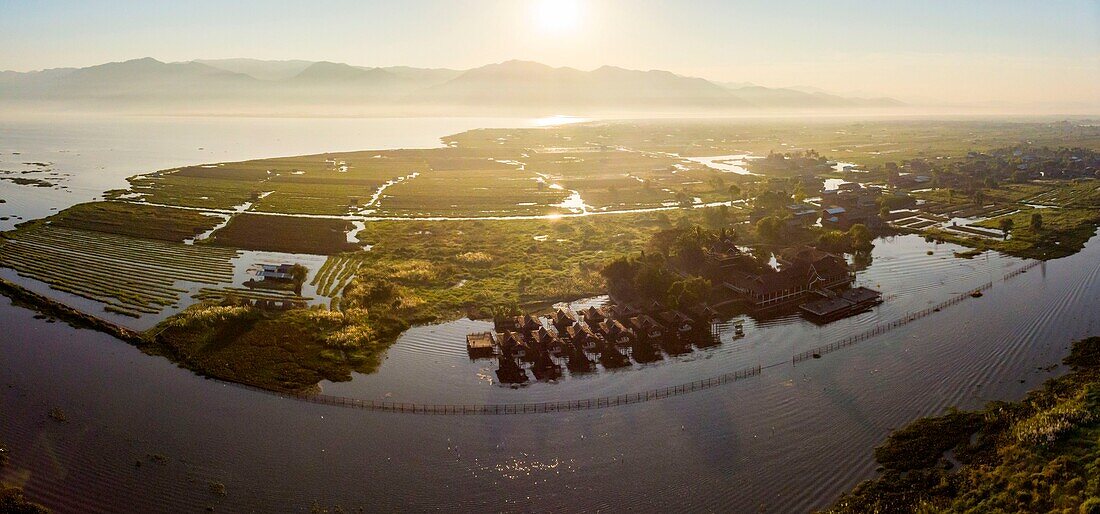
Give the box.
[534,0,583,34]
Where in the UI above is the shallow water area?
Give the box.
[319,233,1030,404]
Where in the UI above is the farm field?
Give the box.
[207,213,358,255]
[0,225,238,317]
[312,253,367,300]
[46,201,226,242]
[895,177,1100,259]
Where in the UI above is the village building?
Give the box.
[786,203,820,226]
[531,326,564,355]
[564,322,599,351]
[465,332,494,358]
[497,330,528,360]
[258,263,296,281]
[582,306,606,327]
[599,319,635,346]
[549,308,577,331]
[800,286,883,320]
[628,315,664,340]
[565,341,595,373]
[658,311,696,334]
[724,246,855,307]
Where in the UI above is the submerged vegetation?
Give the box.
[824,336,1100,513]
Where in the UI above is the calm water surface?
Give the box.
[1,116,1098,513]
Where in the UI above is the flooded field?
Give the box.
[1,116,1098,512]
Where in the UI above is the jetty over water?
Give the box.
[800,287,883,320]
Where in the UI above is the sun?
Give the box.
[533,0,583,34]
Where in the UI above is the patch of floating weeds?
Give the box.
[207,481,227,497]
[47,407,67,422]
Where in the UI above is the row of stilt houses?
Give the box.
[468,302,736,384]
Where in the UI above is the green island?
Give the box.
[824,336,1100,513]
[0,119,1098,393]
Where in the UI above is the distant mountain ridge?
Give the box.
[0,57,905,114]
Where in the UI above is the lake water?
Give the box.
[1,116,1098,513]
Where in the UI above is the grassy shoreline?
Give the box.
[823,336,1100,513]
[0,441,49,513]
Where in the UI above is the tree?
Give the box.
[708,175,725,192]
[755,190,785,212]
[793,182,807,203]
[517,272,532,295]
[673,226,716,270]
[703,205,729,228]
[342,278,398,310]
[601,256,637,288]
[727,184,741,201]
[1030,212,1043,231]
[998,217,1014,239]
[817,230,851,253]
[666,277,712,309]
[289,264,309,295]
[848,224,874,252]
[633,258,672,300]
[490,301,522,325]
[756,216,783,242]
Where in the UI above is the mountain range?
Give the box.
[0,58,904,115]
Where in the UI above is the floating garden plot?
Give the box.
[311,253,368,298]
[193,287,312,304]
[207,214,358,255]
[374,168,570,217]
[47,201,226,242]
[112,174,260,210]
[0,226,238,317]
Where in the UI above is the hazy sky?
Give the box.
[2,0,1098,106]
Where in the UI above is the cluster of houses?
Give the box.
[819,183,884,230]
[705,240,882,317]
[467,303,725,384]
[749,181,886,232]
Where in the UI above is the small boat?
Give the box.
[970,290,983,298]
[734,321,745,337]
